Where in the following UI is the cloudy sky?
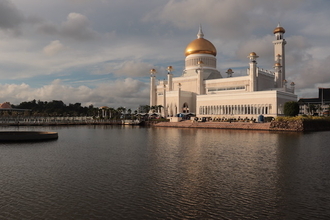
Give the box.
[0,0,329,109]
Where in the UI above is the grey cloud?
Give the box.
[92,60,154,77]
[0,0,24,30]
[113,61,155,77]
[43,40,66,56]
[0,78,149,109]
[1,0,330,107]
[290,55,330,90]
[38,22,59,35]
[236,35,274,64]
[61,13,97,41]
[37,12,97,41]
[146,0,319,42]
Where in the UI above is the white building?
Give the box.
[150,24,297,120]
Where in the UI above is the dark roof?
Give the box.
[0,108,29,111]
[298,88,330,104]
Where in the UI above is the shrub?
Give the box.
[284,101,299,116]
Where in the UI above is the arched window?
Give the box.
[182,103,189,113]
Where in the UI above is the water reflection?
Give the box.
[0,126,329,219]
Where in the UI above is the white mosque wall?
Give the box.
[257,71,276,91]
[178,91,196,114]
[205,76,250,94]
[185,54,217,70]
[196,90,297,118]
[166,91,179,116]
[159,90,195,117]
[172,76,198,93]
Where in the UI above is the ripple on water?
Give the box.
[1,127,330,219]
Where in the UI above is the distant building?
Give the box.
[0,102,12,109]
[0,102,30,115]
[298,88,330,115]
[150,24,297,119]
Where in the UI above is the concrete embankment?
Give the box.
[153,121,272,131]
[153,119,330,132]
[270,119,330,132]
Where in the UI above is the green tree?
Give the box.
[150,105,157,113]
[284,101,299,116]
[144,105,150,113]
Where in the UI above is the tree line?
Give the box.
[10,100,96,116]
[9,100,134,118]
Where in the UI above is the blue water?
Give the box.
[0,126,329,219]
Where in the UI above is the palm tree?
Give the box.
[117,106,126,119]
[108,107,116,119]
[144,105,150,113]
[127,108,132,119]
[150,105,157,113]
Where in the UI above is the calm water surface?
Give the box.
[0,126,329,219]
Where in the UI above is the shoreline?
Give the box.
[153,119,330,132]
[153,121,272,131]
[2,119,330,132]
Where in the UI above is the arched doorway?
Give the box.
[182,103,189,113]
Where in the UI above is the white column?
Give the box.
[150,69,157,107]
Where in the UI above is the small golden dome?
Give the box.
[249,52,257,56]
[185,38,217,57]
[273,26,285,34]
[150,68,156,74]
[275,62,281,66]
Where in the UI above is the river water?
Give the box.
[0,125,329,219]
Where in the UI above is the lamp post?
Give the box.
[321,88,324,116]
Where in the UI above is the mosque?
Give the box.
[150,24,297,120]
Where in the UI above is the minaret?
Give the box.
[167,66,173,91]
[163,84,166,118]
[274,62,282,88]
[248,52,259,92]
[150,69,157,107]
[273,23,286,86]
[196,60,204,95]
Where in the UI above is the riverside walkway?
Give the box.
[0,117,123,126]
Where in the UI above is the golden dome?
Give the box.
[185,38,217,57]
[273,26,285,34]
[274,62,281,67]
[249,52,257,56]
[167,66,173,72]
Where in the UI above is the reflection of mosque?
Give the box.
[150,24,297,119]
